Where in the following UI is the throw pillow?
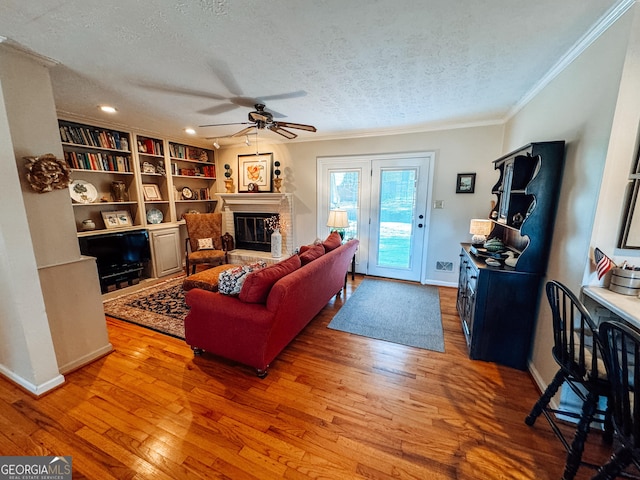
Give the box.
[239,254,302,304]
[322,231,342,252]
[299,238,323,253]
[218,261,267,295]
[299,244,325,265]
[197,237,214,250]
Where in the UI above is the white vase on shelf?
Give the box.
[271,228,282,258]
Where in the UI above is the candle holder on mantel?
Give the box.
[273,161,283,193]
[224,164,234,193]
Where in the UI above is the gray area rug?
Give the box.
[328,278,445,352]
[102,276,188,339]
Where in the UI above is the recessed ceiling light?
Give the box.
[99,105,117,113]
[185,128,196,135]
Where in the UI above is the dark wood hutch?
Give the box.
[457,141,565,370]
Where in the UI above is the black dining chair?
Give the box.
[525,280,613,480]
[592,321,640,479]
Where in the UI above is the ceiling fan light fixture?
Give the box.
[201,103,316,141]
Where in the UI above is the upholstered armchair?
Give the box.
[183,213,228,275]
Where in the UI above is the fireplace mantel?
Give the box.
[217,193,290,208]
[217,193,294,255]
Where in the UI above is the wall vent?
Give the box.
[436,261,454,271]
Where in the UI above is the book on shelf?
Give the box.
[59,122,130,151]
[138,138,162,155]
[64,151,131,172]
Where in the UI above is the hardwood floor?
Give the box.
[0,276,614,479]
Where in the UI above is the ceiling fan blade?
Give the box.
[209,59,244,97]
[199,121,253,128]
[259,90,308,102]
[231,126,257,137]
[197,103,239,116]
[136,81,227,101]
[274,121,317,132]
[268,125,297,139]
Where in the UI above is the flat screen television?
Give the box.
[79,230,151,288]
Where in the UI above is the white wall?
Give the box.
[0,45,112,393]
[0,49,63,393]
[589,5,640,274]
[504,6,635,387]
[216,124,504,285]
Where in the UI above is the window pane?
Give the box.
[329,170,359,240]
[377,169,416,268]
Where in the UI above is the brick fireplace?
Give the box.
[217,193,294,258]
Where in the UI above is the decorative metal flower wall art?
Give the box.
[24,153,71,193]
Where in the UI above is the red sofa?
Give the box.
[184,238,359,377]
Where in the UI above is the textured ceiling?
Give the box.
[0,0,629,144]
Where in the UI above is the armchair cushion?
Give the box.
[188,249,226,264]
[184,213,223,252]
[197,237,214,250]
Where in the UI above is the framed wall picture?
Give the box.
[456,173,476,193]
[142,183,162,201]
[102,210,132,229]
[238,153,273,192]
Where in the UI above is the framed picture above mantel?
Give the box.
[238,153,272,193]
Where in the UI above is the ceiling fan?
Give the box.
[200,103,316,139]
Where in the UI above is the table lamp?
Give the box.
[469,219,493,246]
[327,209,349,239]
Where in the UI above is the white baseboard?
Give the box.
[422,279,458,287]
[0,365,65,396]
[57,343,114,375]
[528,360,559,410]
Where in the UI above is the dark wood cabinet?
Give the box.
[457,141,565,370]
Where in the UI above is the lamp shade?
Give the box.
[469,219,492,236]
[327,209,349,228]
[469,218,493,246]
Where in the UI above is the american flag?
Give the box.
[594,248,615,280]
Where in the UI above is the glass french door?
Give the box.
[318,153,433,282]
[318,158,370,273]
[367,157,429,281]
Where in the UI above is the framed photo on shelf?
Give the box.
[238,153,272,192]
[456,173,476,194]
[102,210,132,229]
[142,183,162,201]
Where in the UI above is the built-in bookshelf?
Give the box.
[59,120,217,234]
[135,135,171,226]
[169,141,217,220]
[60,120,140,234]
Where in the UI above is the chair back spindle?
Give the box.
[594,321,640,479]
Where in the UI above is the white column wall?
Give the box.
[0,58,63,393]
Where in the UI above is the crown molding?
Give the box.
[506,0,636,121]
[0,37,59,68]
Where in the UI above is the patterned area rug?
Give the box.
[102,276,188,338]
